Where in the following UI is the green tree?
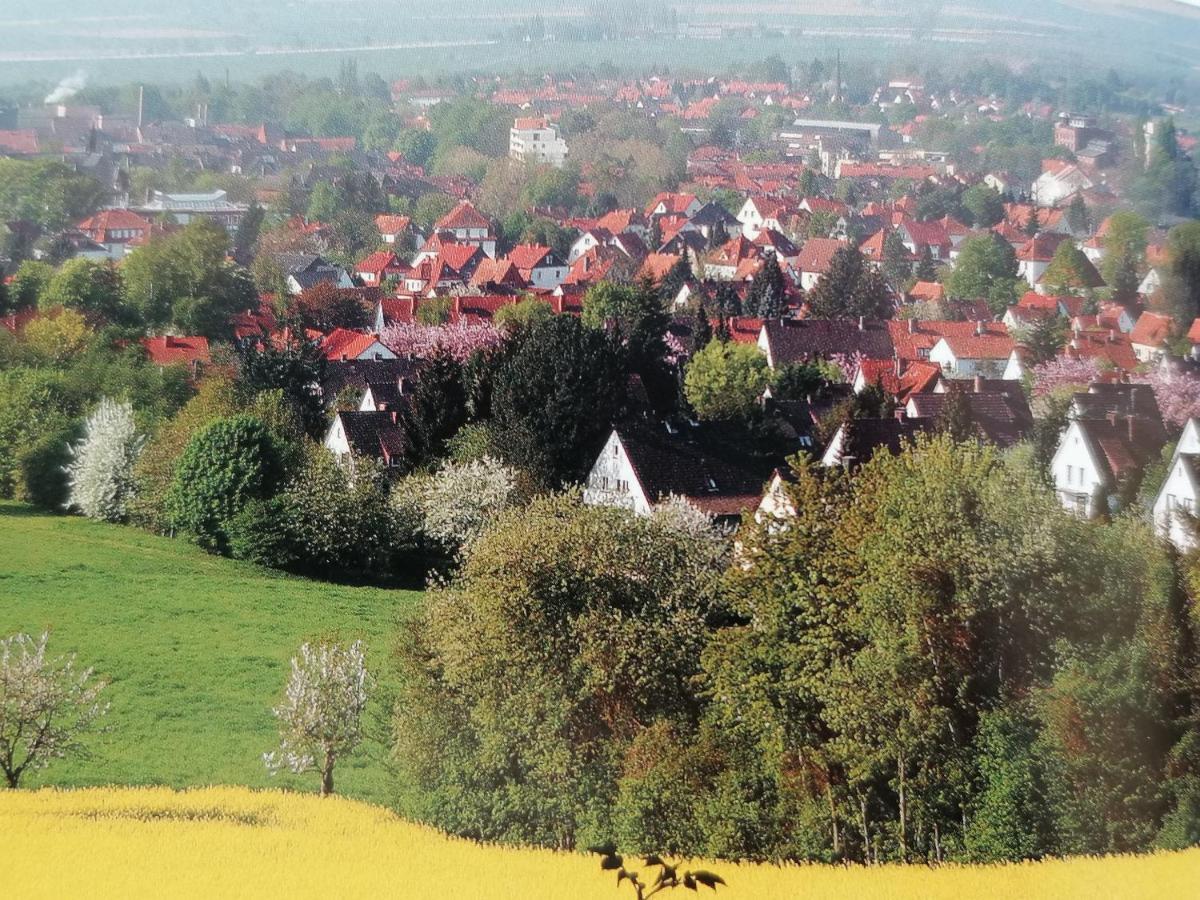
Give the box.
[9,260,54,309]
[1162,221,1200,326]
[882,231,913,289]
[1066,194,1090,236]
[1040,241,1097,296]
[234,331,327,439]
[1101,212,1149,303]
[684,340,770,422]
[40,259,125,320]
[1023,314,1068,365]
[961,184,1004,228]
[915,245,938,282]
[747,256,788,319]
[944,233,1020,313]
[393,494,726,848]
[488,316,628,487]
[807,246,891,319]
[166,415,286,553]
[401,351,467,469]
[122,219,256,336]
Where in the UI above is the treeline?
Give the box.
[392,437,1200,862]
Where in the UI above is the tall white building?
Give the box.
[509,117,569,168]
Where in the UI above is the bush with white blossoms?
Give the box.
[264,639,370,797]
[408,456,520,554]
[0,632,109,788]
[651,493,732,572]
[65,398,145,522]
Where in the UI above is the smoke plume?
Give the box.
[45,71,87,105]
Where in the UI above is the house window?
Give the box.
[1065,465,1073,485]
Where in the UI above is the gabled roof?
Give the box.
[796,237,845,274]
[77,208,153,238]
[906,391,1032,447]
[322,358,426,398]
[375,214,412,235]
[1130,311,1174,348]
[615,425,774,518]
[320,328,389,361]
[710,235,760,266]
[762,319,895,367]
[355,251,403,275]
[827,417,931,466]
[377,298,416,327]
[639,252,682,282]
[888,319,1009,366]
[333,410,408,464]
[752,228,799,258]
[506,243,555,270]
[435,200,492,232]
[908,281,944,302]
[1016,232,1070,262]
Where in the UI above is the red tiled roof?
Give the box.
[908,281,945,302]
[0,130,39,155]
[1129,311,1173,348]
[141,335,211,366]
[888,319,1009,366]
[435,200,492,232]
[355,251,403,275]
[438,243,483,272]
[506,244,553,270]
[378,298,415,327]
[375,214,412,235]
[77,208,153,241]
[1016,232,1069,262]
[796,238,845,274]
[639,252,682,281]
[320,328,387,361]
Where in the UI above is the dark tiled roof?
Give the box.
[906,392,1032,447]
[762,319,895,366]
[835,417,931,464]
[337,410,409,463]
[618,425,776,518]
[1071,383,1162,425]
[322,358,426,399]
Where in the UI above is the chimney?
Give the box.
[1109,329,1116,343]
[1127,414,1138,445]
[974,374,984,393]
[908,317,915,333]
[390,410,399,425]
[975,319,984,336]
[858,315,865,331]
[137,85,144,131]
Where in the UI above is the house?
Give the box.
[689,201,741,243]
[1016,232,1071,288]
[354,251,406,286]
[904,385,1032,447]
[1051,383,1167,518]
[140,335,210,372]
[279,253,355,295]
[432,200,497,258]
[736,196,796,239]
[646,192,702,220]
[75,209,153,259]
[375,214,412,245]
[1032,161,1093,207]
[794,238,846,291]
[1153,419,1200,550]
[1130,312,1175,362]
[319,329,396,362]
[821,418,931,468]
[751,229,801,270]
[321,357,426,404]
[907,281,945,304]
[897,220,951,261]
[506,244,568,290]
[1072,303,1135,335]
[509,117,569,168]
[582,425,772,525]
[373,297,416,332]
[706,235,762,281]
[758,318,895,370]
[324,410,407,470]
[928,326,1022,380]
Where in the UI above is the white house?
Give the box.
[509,117,569,168]
[1032,163,1093,207]
[1153,419,1200,550]
[1050,419,1118,518]
[582,430,653,515]
[927,334,1023,380]
[433,201,497,258]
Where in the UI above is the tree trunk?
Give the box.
[858,793,871,863]
[826,781,841,856]
[320,750,335,797]
[897,756,908,861]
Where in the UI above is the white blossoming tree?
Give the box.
[65,398,145,522]
[418,456,520,553]
[264,640,370,797]
[0,632,109,788]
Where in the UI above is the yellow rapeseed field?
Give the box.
[2,786,1197,899]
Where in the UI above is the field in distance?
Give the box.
[0,503,420,805]
[3,786,1198,900]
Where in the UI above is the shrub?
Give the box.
[65,398,145,522]
[166,415,285,553]
[683,340,769,422]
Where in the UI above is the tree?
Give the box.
[493,298,554,334]
[0,632,108,788]
[292,282,369,332]
[691,302,714,352]
[934,383,975,442]
[1024,207,1040,238]
[65,398,145,522]
[235,331,327,439]
[944,233,1020,314]
[1024,314,1068,366]
[684,340,769,422]
[402,351,467,468]
[915,245,938,283]
[40,259,124,320]
[747,256,788,319]
[22,309,94,365]
[393,495,725,847]
[489,316,628,487]
[1162,221,1200,327]
[406,455,520,554]
[882,231,913,289]
[265,639,369,797]
[807,246,891,319]
[9,260,54,309]
[166,415,286,553]
[233,203,265,261]
[122,219,256,336]
[1066,194,1090,236]
[1101,212,1149,303]
[962,184,1005,228]
[1041,241,1097,296]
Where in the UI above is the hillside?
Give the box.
[3,786,1198,899]
[0,503,421,805]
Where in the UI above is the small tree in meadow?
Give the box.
[65,398,145,522]
[265,639,370,797]
[0,632,109,788]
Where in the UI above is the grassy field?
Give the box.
[4,786,1198,900]
[0,503,421,805]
